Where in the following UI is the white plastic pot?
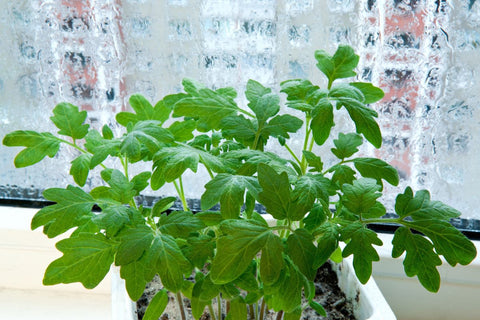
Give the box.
[111,256,396,320]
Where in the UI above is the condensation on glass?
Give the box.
[0,0,479,219]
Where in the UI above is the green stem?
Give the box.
[173,180,189,211]
[59,138,107,169]
[208,303,217,320]
[284,143,302,170]
[176,292,187,320]
[300,117,312,174]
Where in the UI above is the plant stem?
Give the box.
[276,311,284,320]
[259,299,266,320]
[300,117,312,174]
[60,138,107,169]
[208,303,217,320]
[249,304,255,320]
[217,296,222,320]
[173,179,189,211]
[284,143,302,170]
[176,292,187,320]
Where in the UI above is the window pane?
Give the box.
[1,0,479,221]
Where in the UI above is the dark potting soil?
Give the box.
[136,262,356,320]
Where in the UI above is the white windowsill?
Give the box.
[0,206,111,320]
[1,206,479,320]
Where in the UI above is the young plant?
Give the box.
[3,45,477,320]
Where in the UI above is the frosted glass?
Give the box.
[1,1,479,220]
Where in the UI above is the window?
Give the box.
[1,1,479,229]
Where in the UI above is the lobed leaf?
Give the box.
[353,157,399,187]
[210,220,271,284]
[50,102,89,139]
[392,227,442,292]
[3,130,61,168]
[32,186,96,238]
[201,173,260,219]
[341,178,382,215]
[331,133,363,160]
[315,45,359,86]
[43,233,115,289]
[341,222,382,284]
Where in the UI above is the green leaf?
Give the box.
[247,89,280,124]
[292,174,332,215]
[363,201,387,219]
[395,187,461,220]
[220,115,256,147]
[309,301,327,317]
[286,229,317,280]
[394,189,476,267]
[100,169,137,204]
[50,102,89,139]
[331,133,363,160]
[146,234,191,292]
[194,211,223,226]
[120,256,150,301]
[158,211,205,238]
[341,178,382,215]
[257,163,291,220]
[173,86,239,131]
[3,130,61,168]
[403,219,477,267]
[152,197,177,217]
[303,203,328,231]
[153,144,226,182]
[115,225,154,266]
[350,82,384,104]
[329,84,365,102]
[84,130,121,168]
[70,153,92,186]
[93,204,131,236]
[263,114,303,139]
[181,235,215,269]
[329,164,356,187]
[313,222,340,268]
[353,158,399,187]
[102,124,114,139]
[210,220,271,284]
[131,171,152,194]
[116,94,171,126]
[264,259,303,313]
[392,227,442,292]
[168,119,196,142]
[310,98,334,145]
[260,233,284,285]
[143,289,169,320]
[315,45,359,86]
[121,120,174,161]
[43,233,115,289]
[226,297,248,320]
[337,97,382,148]
[341,222,382,284]
[302,151,323,172]
[201,173,260,219]
[32,186,95,238]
